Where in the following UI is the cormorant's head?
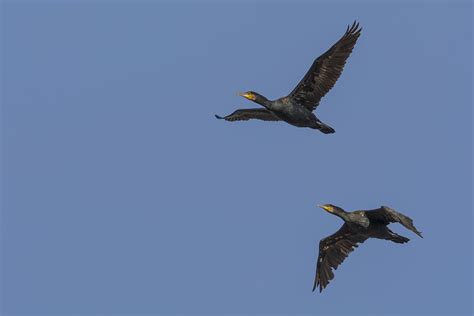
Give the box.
[318,204,345,215]
[238,91,269,107]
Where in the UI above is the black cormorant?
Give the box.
[314,204,422,292]
[215,22,362,134]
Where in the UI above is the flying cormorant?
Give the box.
[215,22,362,134]
[314,204,422,292]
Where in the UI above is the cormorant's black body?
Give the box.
[267,96,335,133]
[216,22,362,134]
[314,204,422,292]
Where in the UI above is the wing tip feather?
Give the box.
[346,20,362,37]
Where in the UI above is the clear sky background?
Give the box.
[1,1,472,315]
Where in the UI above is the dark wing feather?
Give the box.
[365,206,423,238]
[288,21,362,111]
[314,223,368,292]
[215,108,280,122]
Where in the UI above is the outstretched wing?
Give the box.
[314,223,368,292]
[215,108,280,122]
[365,206,423,238]
[288,21,362,111]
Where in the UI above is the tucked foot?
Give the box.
[390,234,410,244]
[314,122,335,134]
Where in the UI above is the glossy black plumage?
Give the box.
[314,204,422,293]
[216,21,362,134]
[215,109,279,122]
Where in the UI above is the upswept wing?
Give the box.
[215,108,280,122]
[365,206,423,238]
[314,223,368,292]
[288,21,362,111]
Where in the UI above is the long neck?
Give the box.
[333,209,349,222]
[254,94,271,109]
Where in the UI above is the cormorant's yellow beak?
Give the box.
[238,92,256,101]
[318,204,334,213]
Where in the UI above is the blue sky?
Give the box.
[1,1,472,315]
